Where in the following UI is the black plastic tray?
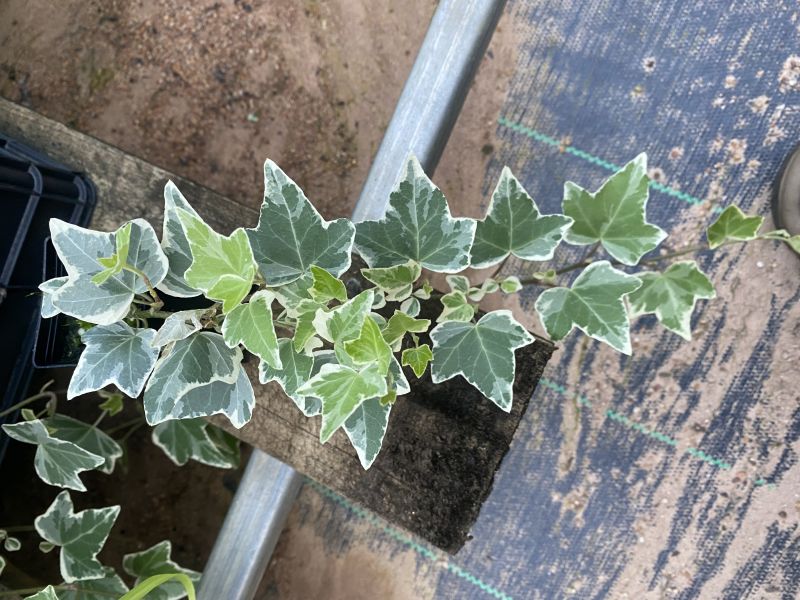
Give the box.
[0,133,96,462]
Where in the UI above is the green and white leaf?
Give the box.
[152,419,239,468]
[2,420,104,491]
[354,156,476,272]
[413,280,433,300]
[55,567,130,600]
[467,278,499,302]
[438,290,475,323]
[343,397,391,470]
[143,332,254,428]
[91,222,132,285]
[292,299,326,355]
[562,154,666,265]
[297,363,387,443]
[308,265,348,303]
[271,272,314,317]
[24,587,58,600]
[499,275,522,294]
[706,205,764,248]
[535,260,642,354]
[430,310,534,411]
[362,260,421,301]
[178,209,255,314]
[445,274,470,293]
[222,290,281,368]
[152,309,205,347]
[260,339,317,415]
[399,296,420,317]
[67,322,159,399]
[39,276,68,318]
[343,316,393,375]
[371,290,387,310]
[122,541,201,600]
[313,289,374,344]
[381,310,430,351]
[49,219,168,325]
[247,160,355,285]
[45,414,123,474]
[3,535,20,552]
[761,228,800,255]
[471,167,574,268]
[158,181,203,297]
[627,260,716,340]
[97,391,124,416]
[401,343,433,378]
[34,491,120,583]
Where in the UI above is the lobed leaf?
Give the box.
[122,541,201,600]
[158,181,203,297]
[221,290,281,369]
[45,415,123,475]
[152,419,240,469]
[438,290,475,323]
[152,309,205,347]
[343,316,393,375]
[706,205,764,248]
[381,310,430,351]
[55,567,130,600]
[39,276,68,318]
[361,260,421,302]
[401,344,433,378]
[313,289,374,344]
[343,398,391,470]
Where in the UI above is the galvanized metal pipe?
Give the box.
[200,0,506,596]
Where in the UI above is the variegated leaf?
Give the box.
[45,415,123,474]
[313,290,374,344]
[55,567,130,600]
[401,343,433,378]
[152,419,240,468]
[158,181,203,297]
[381,310,430,351]
[39,276,68,318]
[438,290,475,323]
[122,541,201,600]
[309,265,348,303]
[221,290,281,368]
[361,260,421,302]
[706,205,764,248]
[152,309,205,347]
[343,397,391,469]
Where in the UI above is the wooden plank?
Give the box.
[0,97,554,551]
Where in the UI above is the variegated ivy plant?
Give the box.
[16,154,800,475]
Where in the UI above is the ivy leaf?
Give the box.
[471,167,573,268]
[627,261,716,340]
[296,363,387,443]
[2,420,104,491]
[260,345,339,416]
[152,419,239,469]
[361,260,421,301]
[67,322,159,399]
[45,415,123,475]
[24,587,58,600]
[39,276,68,318]
[399,296,420,317]
[91,222,132,285]
[122,541,201,600]
[706,205,764,248]
[343,398,391,470]
[563,154,666,265]
[313,290,374,344]
[34,491,120,583]
[271,272,314,317]
[292,299,326,355]
[535,261,641,353]
[430,310,534,411]
[761,229,800,255]
[247,160,355,285]
[3,535,20,552]
[343,316,393,375]
[381,310,430,351]
[221,290,281,369]
[151,309,205,347]
[467,278,499,302]
[445,274,470,293]
[54,567,130,600]
[49,219,168,325]
[178,209,255,314]
[499,275,522,294]
[158,181,203,297]
[438,290,475,323]
[354,156,476,272]
[413,280,433,300]
[143,332,254,428]
[97,391,124,416]
[401,343,433,378]
[308,265,348,304]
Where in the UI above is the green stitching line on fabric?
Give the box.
[305,479,513,600]
[497,116,713,209]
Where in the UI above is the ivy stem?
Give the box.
[0,524,36,532]
[0,385,56,419]
[487,254,511,281]
[105,416,145,436]
[122,264,163,309]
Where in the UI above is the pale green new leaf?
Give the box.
[91,222,132,285]
[381,310,430,351]
[152,309,205,347]
[67,322,159,399]
[343,316,393,375]
[354,156,476,272]
[472,167,573,268]
[49,219,168,325]
[2,420,104,491]
[97,391,124,416]
[152,419,239,469]
[178,209,255,314]
[431,310,534,411]
[413,280,433,300]
[706,205,764,248]
[143,332,255,428]
[292,299,325,355]
[563,154,666,265]
[627,261,716,340]
[35,491,120,583]
[222,290,281,369]
[445,274,470,293]
[40,276,68,318]
[309,265,348,303]
[313,290,374,344]
[399,296,420,317]
[438,290,475,323]
[467,278,499,302]
[45,415,123,475]
[123,541,201,600]
[296,363,387,443]
[247,160,355,285]
[158,181,203,297]
[401,344,433,378]
[55,567,130,600]
[500,275,522,294]
[535,261,642,353]
[343,398,391,470]
[362,260,421,301]
[24,587,58,600]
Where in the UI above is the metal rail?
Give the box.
[199,1,506,597]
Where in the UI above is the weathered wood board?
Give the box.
[0,96,553,552]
